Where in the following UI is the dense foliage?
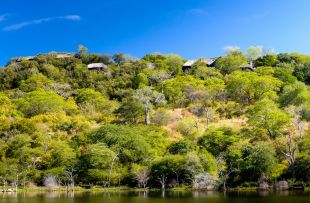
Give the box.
[0,49,309,190]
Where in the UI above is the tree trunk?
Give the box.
[206,109,209,128]
[292,162,296,181]
[145,108,150,125]
[143,182,147,191]
[108,153,118,187]
[223,177,227,191]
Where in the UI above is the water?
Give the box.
[0,191,309,203]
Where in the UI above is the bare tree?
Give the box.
[64,165,75,192]
[148,71,172,92]
[216,156,236,191]
[12,170,21,192]
[108,152,119,187]
[0,175,8,191]
[157,174,167,190]
[20,157,41,190]
[172,169,181,187]
[133,87,166,125]
[281,117,304,180]
[135,168,150,190]
[44,175,59,191]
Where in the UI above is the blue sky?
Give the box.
[1,0,310,66]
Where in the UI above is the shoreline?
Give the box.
[1,186,309,193]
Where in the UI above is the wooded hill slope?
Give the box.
[0,49,309,189]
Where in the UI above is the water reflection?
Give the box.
[0,190,309,203]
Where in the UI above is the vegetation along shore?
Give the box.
[0,46,309,192]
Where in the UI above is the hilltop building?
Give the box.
[183,57,256,72]
[87,63,108,71]
[240,61,255,71]
[182,57,218,71]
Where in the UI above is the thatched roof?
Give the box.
[240,61,255,70]
[183,60,196,67]
[15,56,35,62]
[55,52,75,59]
[87,63,108,69]
[183,57,218,67]
[200,58,217,66]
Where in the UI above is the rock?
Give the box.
[258,182,269,190]
[257,174,269,190]
[27,181,37,188]
[275,181,289,190]
[192,173,218,190]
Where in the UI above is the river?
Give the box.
[0,191,309,203]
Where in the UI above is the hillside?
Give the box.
[0,50,309,190]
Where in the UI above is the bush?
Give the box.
[152,108,172,126]
[176,116,201,138]
[168,140,194,155]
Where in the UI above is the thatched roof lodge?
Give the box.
[240,61,255,71]
[13,52,75,63]
[87,63,108,71]
[182,57,217,71]
[183,57,256,72]
[54,52,75,59]
[14,56,35,62]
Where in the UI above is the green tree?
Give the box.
[247,46,263,61]
[279,82,310,107]
[77,44,88,54]
[15,89,67,117]
[198,127,237,156]
[239,142,276,182]
[114,101,144,124]
[75,88,118,119]
[78,143,117,185]
[226,71,283,105]
[150,155,197,189]
[89,124,151,164]
[162,76,205,106]
[254,54,278,67]
[19,73,52,92]
[273,68,297,84]
[112,53,127,64]
[215,50,247,74]
[293,62,310,85]
[134,73,149,88]
[248,99,290,139]
[168,140,194,155]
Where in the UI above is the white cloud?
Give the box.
[3,15,81,31]
[223,46,240,53]
[61,15,81,21]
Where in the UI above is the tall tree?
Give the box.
[133,87,166,125]
[77,44,88,54]
[215,50,247,74]
[248,99,290,139]
[247,46,263,61]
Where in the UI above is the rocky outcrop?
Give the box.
[192,173,218,190]
[257,174,270,190]
[275,181,289,190]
